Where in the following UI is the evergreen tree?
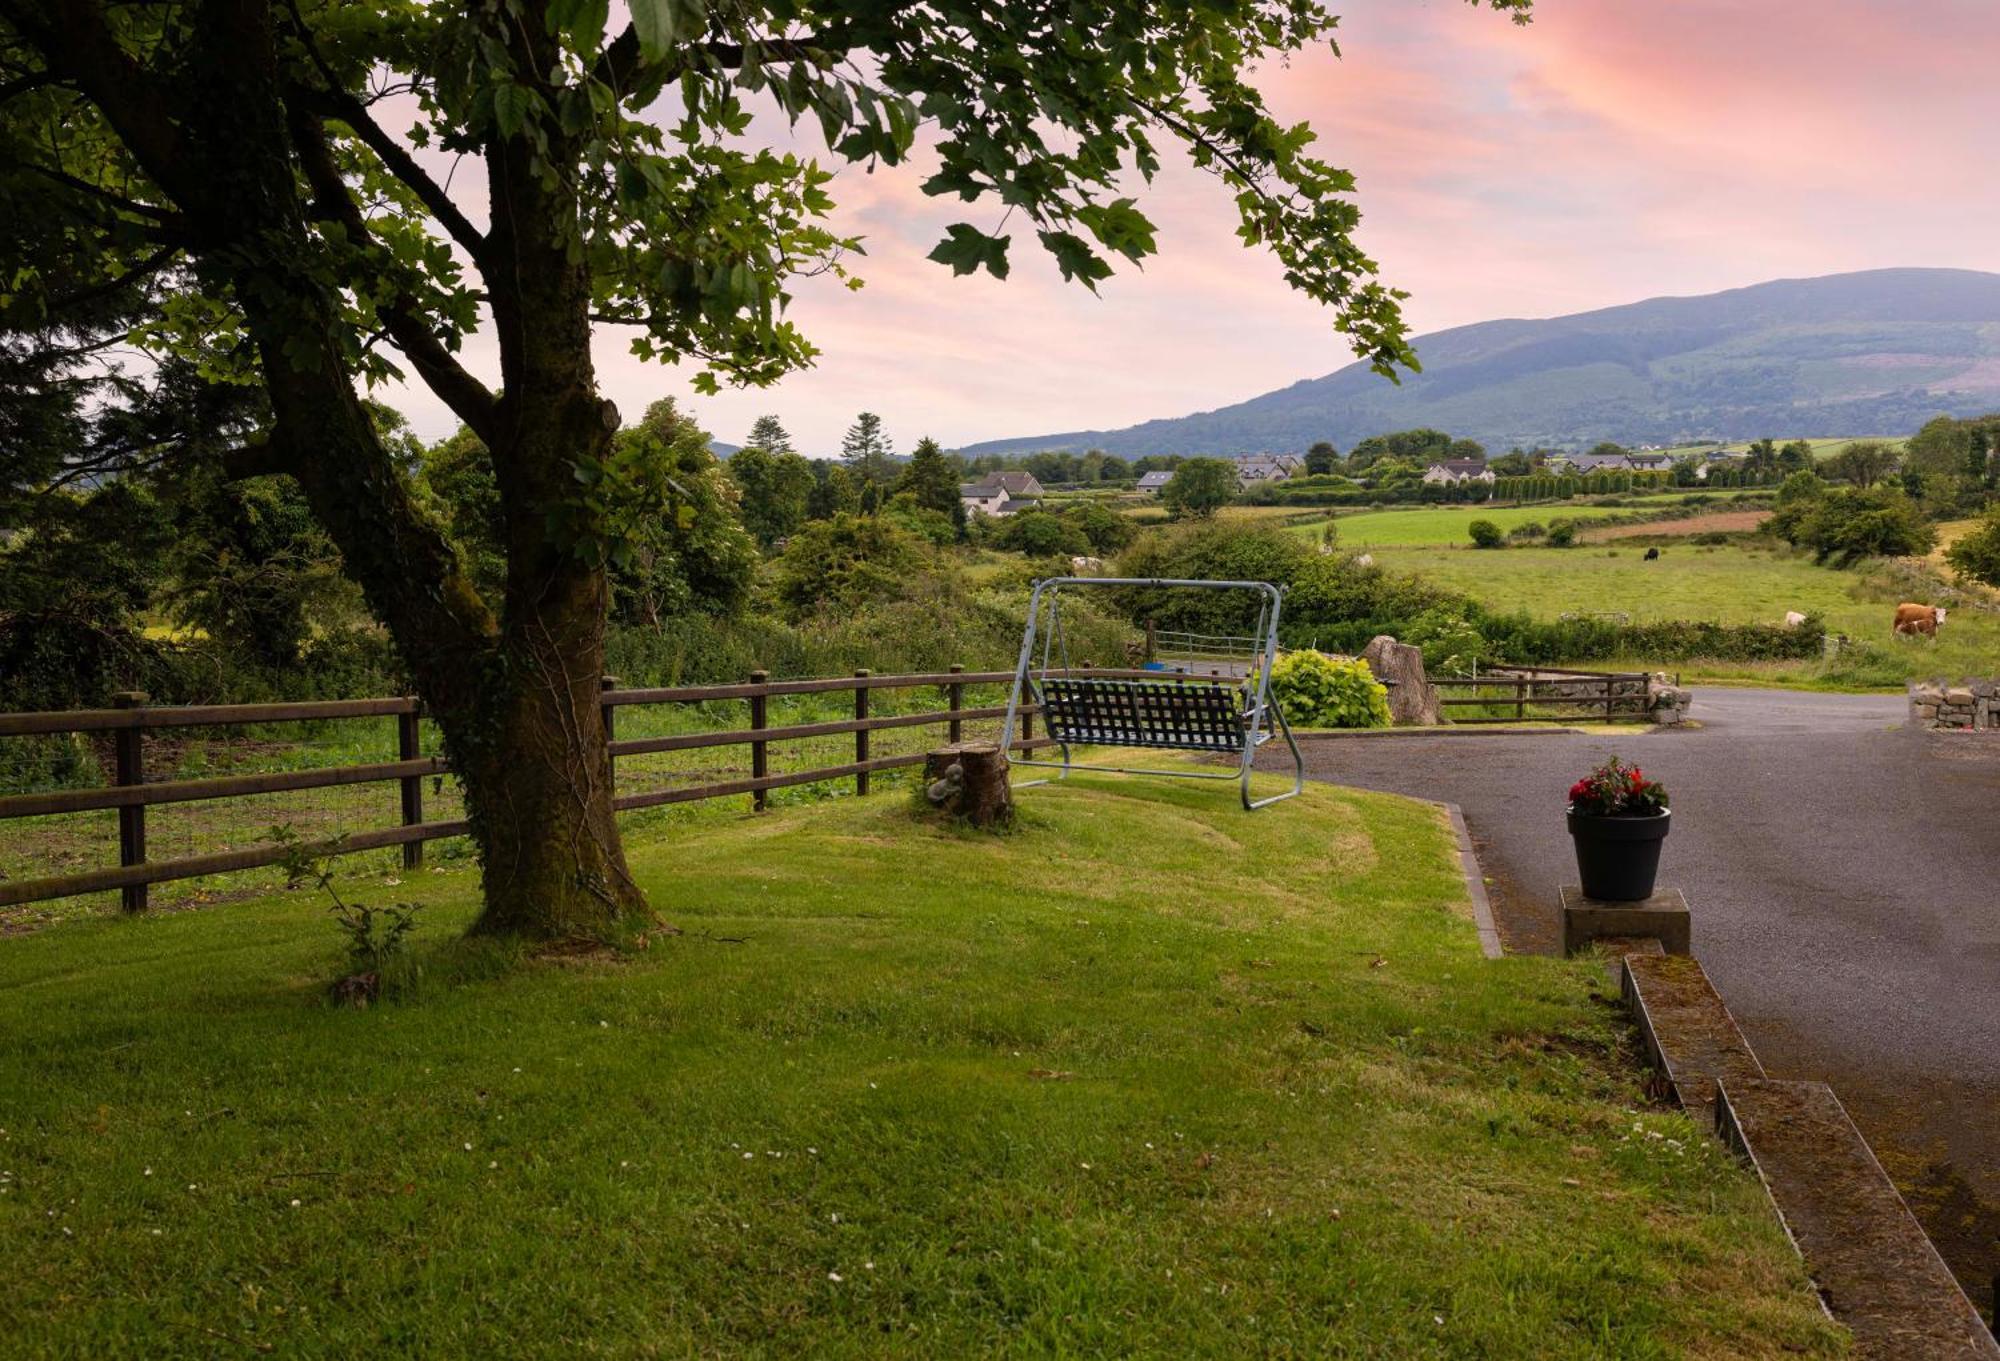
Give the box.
[1305,441,1339,476]
[745,414,795,455]
[896,437,961,516]
[841,412,897,486]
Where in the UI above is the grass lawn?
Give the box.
[1368,540,2000,687]
[0,773,1840,1358]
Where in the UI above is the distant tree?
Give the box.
[1467,519,1504,549]
[842,413,897,487]
[895,437,961,517]
[1447,438,1486,462]
[1828,440,1898,488]
[1350,428,1454,470]
[1744,438,1779,476]
[1489,451,1532,477]
[1062,501,1139,555]
[745,415,796,456]
[1584,441,1631,461]
[1777,440,1814,473]
[729,447,816,546]
[1096,453,1133,485]
[1305,441,1340,476]
[807,463,862,521]
[1944,512,2000,588]
[1162,458,1238,518]
[1776,486,1934,564]
[859,480,882,516]
[1670,458,1701,487]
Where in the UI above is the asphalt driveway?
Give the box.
[1260,688,2000,1315]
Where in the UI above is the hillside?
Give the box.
[958,268,2000,457]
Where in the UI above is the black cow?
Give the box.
[1644,547,1660,561]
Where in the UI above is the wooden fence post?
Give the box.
[854,669,871,795]
[749,669,769,812]
[600,675,620,793]
[1516,677,1526,723]
[397,703,424,870]
[947,664,964,744]
[112,690,147,912]
[1145,618,1158,663]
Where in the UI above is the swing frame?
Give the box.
[1000,576,1305,810]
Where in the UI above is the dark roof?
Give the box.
[998,498,1039,513]
[1427,459,1490,474]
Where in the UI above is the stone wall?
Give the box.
[1909,678,1998,730]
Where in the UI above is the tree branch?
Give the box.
[284,92,499,445]
[276,0,489,267]
[39,244,181,315]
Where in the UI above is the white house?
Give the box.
[959,470,1045,518]
[1421,459,1495,485]
[1136,470,1175,494]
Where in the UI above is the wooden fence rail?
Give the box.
[1430,670,1651,724]
[0,667,1075,912]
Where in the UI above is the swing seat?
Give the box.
[1001,576,1306,810]
[1038,677,1257,753]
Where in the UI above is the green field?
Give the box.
[0,771,1838,1357]
[1369,540,2000,686]
[1310,498,1767,548]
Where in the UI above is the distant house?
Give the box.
[1565,451,1672,475]
[960,470,1045,518]
[1421,459,1495,486]
[1236,454,1303,484]
[1136,470,1175,494]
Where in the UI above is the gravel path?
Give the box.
[1260,688,2000,1315]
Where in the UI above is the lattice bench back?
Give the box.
[1038,677,1247,752]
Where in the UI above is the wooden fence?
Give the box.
[0,667,1077,912]
[1430,668,1653,724]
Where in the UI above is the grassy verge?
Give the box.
[0,771,1841,1357]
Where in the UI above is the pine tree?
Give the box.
[841,412,896,487]
[745,415,794,455]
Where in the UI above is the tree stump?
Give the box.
[921,742,1013,828]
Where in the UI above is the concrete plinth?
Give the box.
[1561,884,1690,957]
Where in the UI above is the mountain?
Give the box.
[956,268,2000,458]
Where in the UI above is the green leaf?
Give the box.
[926,224,1010,280]
[492,83,536,138]
[546,0,610,53]
[629,0,701,61]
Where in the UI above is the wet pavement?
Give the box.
[1260,688,2000,1317]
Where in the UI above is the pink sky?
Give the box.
[389,0,2000,453]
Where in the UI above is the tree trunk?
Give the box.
[922,742,1014,828]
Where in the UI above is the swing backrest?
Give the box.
[1037,676,1246,752]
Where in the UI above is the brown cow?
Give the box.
[1893,603,1947,637]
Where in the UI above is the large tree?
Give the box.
[840,411,896,487]
[0,0,1530,940]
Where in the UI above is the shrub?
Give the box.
[1467,519,1504,549]
[995,509,1089,558]
[1268,650,1391,728]
[1507,521,1547,542]
[1775,486,1935,564]
[771,515,929,621]
[1945,513,2000,588]
[1546,519,1578,547]
[1403,606,1488,676]
[1115,521,1312,635]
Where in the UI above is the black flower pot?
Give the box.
[1567,807,1671,902]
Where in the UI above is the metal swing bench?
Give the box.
[1000,577,1305,810]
